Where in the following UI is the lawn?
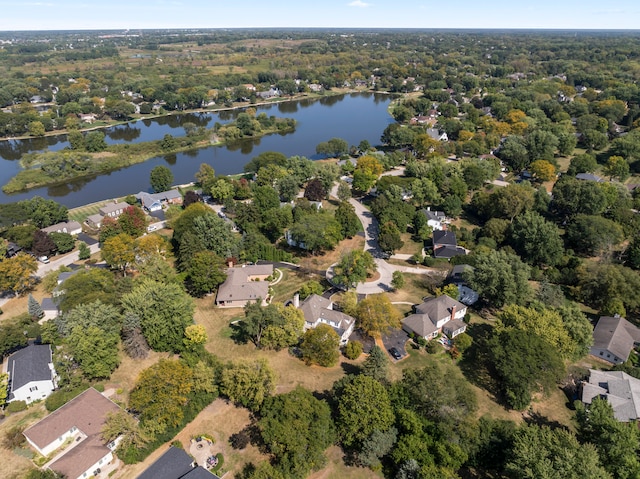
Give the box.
[395,232,424,256]
[0,405,48,479]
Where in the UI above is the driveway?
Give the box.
[37,241,101,277]
[381,328,410,359]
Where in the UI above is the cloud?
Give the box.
[348,0,371,7]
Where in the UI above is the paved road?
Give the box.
[37,242,101,276]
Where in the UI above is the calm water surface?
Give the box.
[0,93,394,208]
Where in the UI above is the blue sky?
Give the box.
[0,0,638,31]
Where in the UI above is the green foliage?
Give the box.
[78,241,91,260]
[45,384,90,412]
[57,268,118,312]
[378,221,404,254]
[344,340,363,360]
[28,293,44,319]
[566,214,624,257]
[391,270,405,290]
[509,211,564,266]
[356,294,401,339]
[58,299,122,336]
[184,250,226,297]
[220,359,276,411]
[258,387,336,479]
[0,253,38,295]
[298,280,324,300]
[237,302,303,350]
[333,249,376,289]
[68,325,120,379]
[288,210,342,254]
[361,345,389,382]
[300,324,340,367]
[6,399,27,413]
[150,165,174,193]
[334,201,361,238]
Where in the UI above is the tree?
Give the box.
[183,190,201,208]
[101,233,135,276]
[551,176,607,219]
[557,303,594,360]
[150,165,174,193]
[576,398,640,479]
[506,425,611,479]
[344,340,363,359]
[353,155,383,193]
[209,178,235,202]
[334,201,360,239]
[49,232,75,254]
[566,214,624,257]
[117,205,147,237]
[0,253,38,295]
[195,163,216,191]
[262,304,305,351]
[529,159,556,181]
[189,213,239,258]
[568,153,598,175]
[465,249,531,307]
[337,181,352,202]
[436,283,460,300]
[298,280,324,300]
[185,250,225,297]
[333,250,376,289]
[220,359,276,411]
[356,294,401,338]
[604,155,630,182]
[258,387,336,478]
[121,313,150,359]
[304,178,327,202]
[453,332,472,353]
[32,230,56,257]
[59,299,123,337]
[391,271,405,290]
[129,359,194,433]
[19,196,68,228]
[378,221,404,254]
[28,120,45,137]
[288,211,342,254]
[361,345,389,382]
[335,375,395,448]
[28,293,44,320]
[69,325,120,379]
[121,279,195,353]
[300,324,340,367]
[57,268,118,313]
[0,373,8,409]
[84,131,107,152]
[102,410,152,453]
[487,329,565,410]
[509,211,564,266]
[316,137,349,157]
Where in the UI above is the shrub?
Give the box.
[93,383,105,392]
[4,425,26,448]
[6,400,27,413]
[171,440,183,449]
[211,453,224,473]
[344,340,363,360]
[425,341,440,354]
[45,384,90,412]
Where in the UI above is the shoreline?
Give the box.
[0,88,390,143]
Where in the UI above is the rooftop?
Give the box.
[7,343,53,393]
[582,369,640,422]
[592,316,640,363]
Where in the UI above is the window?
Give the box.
[600,351,604,356]
[29,386,38,392]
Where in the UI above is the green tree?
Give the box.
[361,345,389,382]
[333,250,376,288]
[509,211,564,266]
[352,155,383,193]
[220,359,276,411]
[506,424,611,479]
[335,375,395,448]
[391,270,405,290]
[28,120,45,137]
[356,294,401,338]
[49,232,75,254]
[259,387,336,478]
[57,268,118,312]
[288,211,342,254]
[465,249,531,307]
[101,233,135,276]
[261,304,305,351]
[68,325,120,379]
[604,155,630,182]
[487,329,565,410]
[194,163,216,192]
[58,300,123,337]
[300,324,340,367]
[566,214,624,257]
[378,221,404,254]
[298,280,324,300]
[344,340,363,359]
[0,373,8,408]
[184,250,226,297]
[101,410,153,453]
[121,279,195,352]
[568,153,598,175]
[28,293,44,320]
[337,181,352,202]
[551,176,607,219]
[129,359,194,433]
[150,165,174,193]
[84,131,107,152]
[334,201,360,238]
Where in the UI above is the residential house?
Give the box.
[431,230,467,259]
[6,241,22,257]
[296,294,356,345]
[426,128,448,142]
[40,297,59,323]
[78,113,97,124]
[448,265,479,306]
[99,201,129,219]
[419,207,447,231]
[575,172,604,183]
[6,343,57,404]
[41,221,82,236]
[215,264,273,308]
[581,369,640,422]
[402,295,468,340]
[23,388,122,479]
[308,83,323,93]
[590,315,640,365]
[137,446,219,479]
[135,189,183,212]
[86,213,105,229]
[257,88,281,99]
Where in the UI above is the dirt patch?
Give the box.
[365,271,381,283]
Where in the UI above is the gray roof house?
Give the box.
[581,369,640,422]
[296,294,356,345]
[99,201,129,218]
[432,230,467,259]
[215,264,273,308]
[86,213,105,229]
[426,128,448,142]
[40,297,59,323]
[420,207,446,231]
[590,315,640,364]
[23,388,122,479]
[136,189,183,212]
[576,172,604,182]
[403,295,467,340]
[41,221,82,236]
[137,446,219,479]
[7,343,57,404]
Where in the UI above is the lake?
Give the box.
[0,93,394,208]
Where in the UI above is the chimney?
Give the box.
[293,293,300,308]
[450,305,456,322]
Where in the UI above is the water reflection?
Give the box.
[106,125,142,142]
[278,102,298,114]
[163,154,177,165]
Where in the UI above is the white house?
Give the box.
[402,295,467,340]
[23,388,122,479]
[6,343,57,404]
[41,221,82,236]
[40,297,59,323]
[419,207,447,231]
[297,294,356,345]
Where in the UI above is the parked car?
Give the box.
[38,256,50,264]
[388,347,402,360]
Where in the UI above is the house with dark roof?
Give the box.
[40,297,59,323]
[137,446,219,479]
[590,315,640,364]
[431,230,467,259]
[6,343,57,404]
[296,294,356,345]
[581,369,640,422]
[215,264,273,308]
[402,295,467,340]
[447,265,479,306]
[23,388,122,479]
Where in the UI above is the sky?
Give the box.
[0,0,639,31]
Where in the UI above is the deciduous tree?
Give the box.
[0,253,38,295]
[300,324,340,367]
[150,165,174,193]
[220,359,276,411]
[356,294,401,338]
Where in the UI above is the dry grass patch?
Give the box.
[396,233,423,256]
[308,445,383,479]
[385,273,429,305]
[103,350,169,401]
[297,236,365,273]
[0,404,48,479]
[271,269,324,303]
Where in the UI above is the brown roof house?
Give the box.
[590,315,640,365]
[295,294,356,346]
[215,264,273,308]
[581,369,640,422]
[403,295,467,340]
[23,388,122,479]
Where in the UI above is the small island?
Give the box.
[2,110,295,193]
